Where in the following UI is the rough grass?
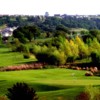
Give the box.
[0,69,100,100]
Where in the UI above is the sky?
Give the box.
[0,0,100,16]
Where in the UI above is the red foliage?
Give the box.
[0,63,45,71]
[76,92,90,100]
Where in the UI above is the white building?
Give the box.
[0,27,16,38]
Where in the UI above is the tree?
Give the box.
[89,29,100,42]
[0,34,2,44]
[13,25,40,43]
[56,24,68,31]
[7,82,38,100]
[48,50,66,65]
[69,39,79,60]
[24,26,40,40]
[90,51,100,68]
[75,36,89,58]
[89,38,100,53]
[13,29,28,43]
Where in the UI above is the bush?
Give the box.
[0,96,8,100]
[7,82,38,100]
[76,86,100,100]
[85,71,93,76]
[76,92,90,100]
[0,63,44,71]
[36,49,66,65]
[91,52,100,66]
[36,52,49,63]
[94,71,100,76]
[17,44,29,53]
[67,56,75,62]
[29,45,41,55]
[47,50,66,65]
[85,85,100,100]
[23,53,30,59]
[94,94,100,100]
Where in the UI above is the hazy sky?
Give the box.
[0,0,100,15]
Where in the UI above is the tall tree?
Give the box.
[13,25,40,43]
[75,36,89,58]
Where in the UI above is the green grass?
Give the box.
[0,47,36,67]
[0,47,100,99]
[0,68,100,100]
[70,28,88,32]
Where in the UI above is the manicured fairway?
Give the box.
[0,68,100,100]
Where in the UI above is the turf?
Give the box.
[0,47,36,67]
[0,68,100,100]
[0,47,100,99]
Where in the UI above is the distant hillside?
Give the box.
[0,15,100,31]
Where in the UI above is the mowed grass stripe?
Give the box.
[0,69,100,97]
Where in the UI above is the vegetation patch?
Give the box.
[0,69,100,99]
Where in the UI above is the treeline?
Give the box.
[9,25,100,69]
[11,35,100,68]
[1,15,100,30]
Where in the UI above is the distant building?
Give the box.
[54,14,60,16]
[45,12,49,17]
[54,14,63,19]
[0,27,17,42]
[0,27,16,38]
[1,28,13,37]
[61,14,68,18]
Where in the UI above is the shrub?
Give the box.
[48,54,59,65]
[85,71,93,76]
[85,85,100,100]
[36,52,49,63]
[76,92,90,100]
[17,44,29,53]
[48,50,66,65]
[0,96,8,100]
[23,53,30,59]
[7,82,38,100]
[94,94,100,100]
[91,52,100,66]
[94,71,100,76]
[10,38,21,52]
[67,56,75,62]
[29,45,41,55]
[0,63,44,71]
[76,86,100,100]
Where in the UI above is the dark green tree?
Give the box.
[13,25,40,43]
[89,29,100,42]
[7,82,38,100]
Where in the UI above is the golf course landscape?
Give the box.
[0,47,100,100]
[1,15,100,100]
[0,68,100,100]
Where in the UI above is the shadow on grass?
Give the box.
[15,61,38,64]
[0,80,6,82]
[38,85,84,100]
[0,81,84,100]
[0,49,12,54]
[29,83,80,92]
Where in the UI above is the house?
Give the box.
[1,28,13,37]
[0,27,17,37]
[0,27,17,42]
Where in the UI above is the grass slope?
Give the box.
[0,69,100,100]
[0,47,36,67]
